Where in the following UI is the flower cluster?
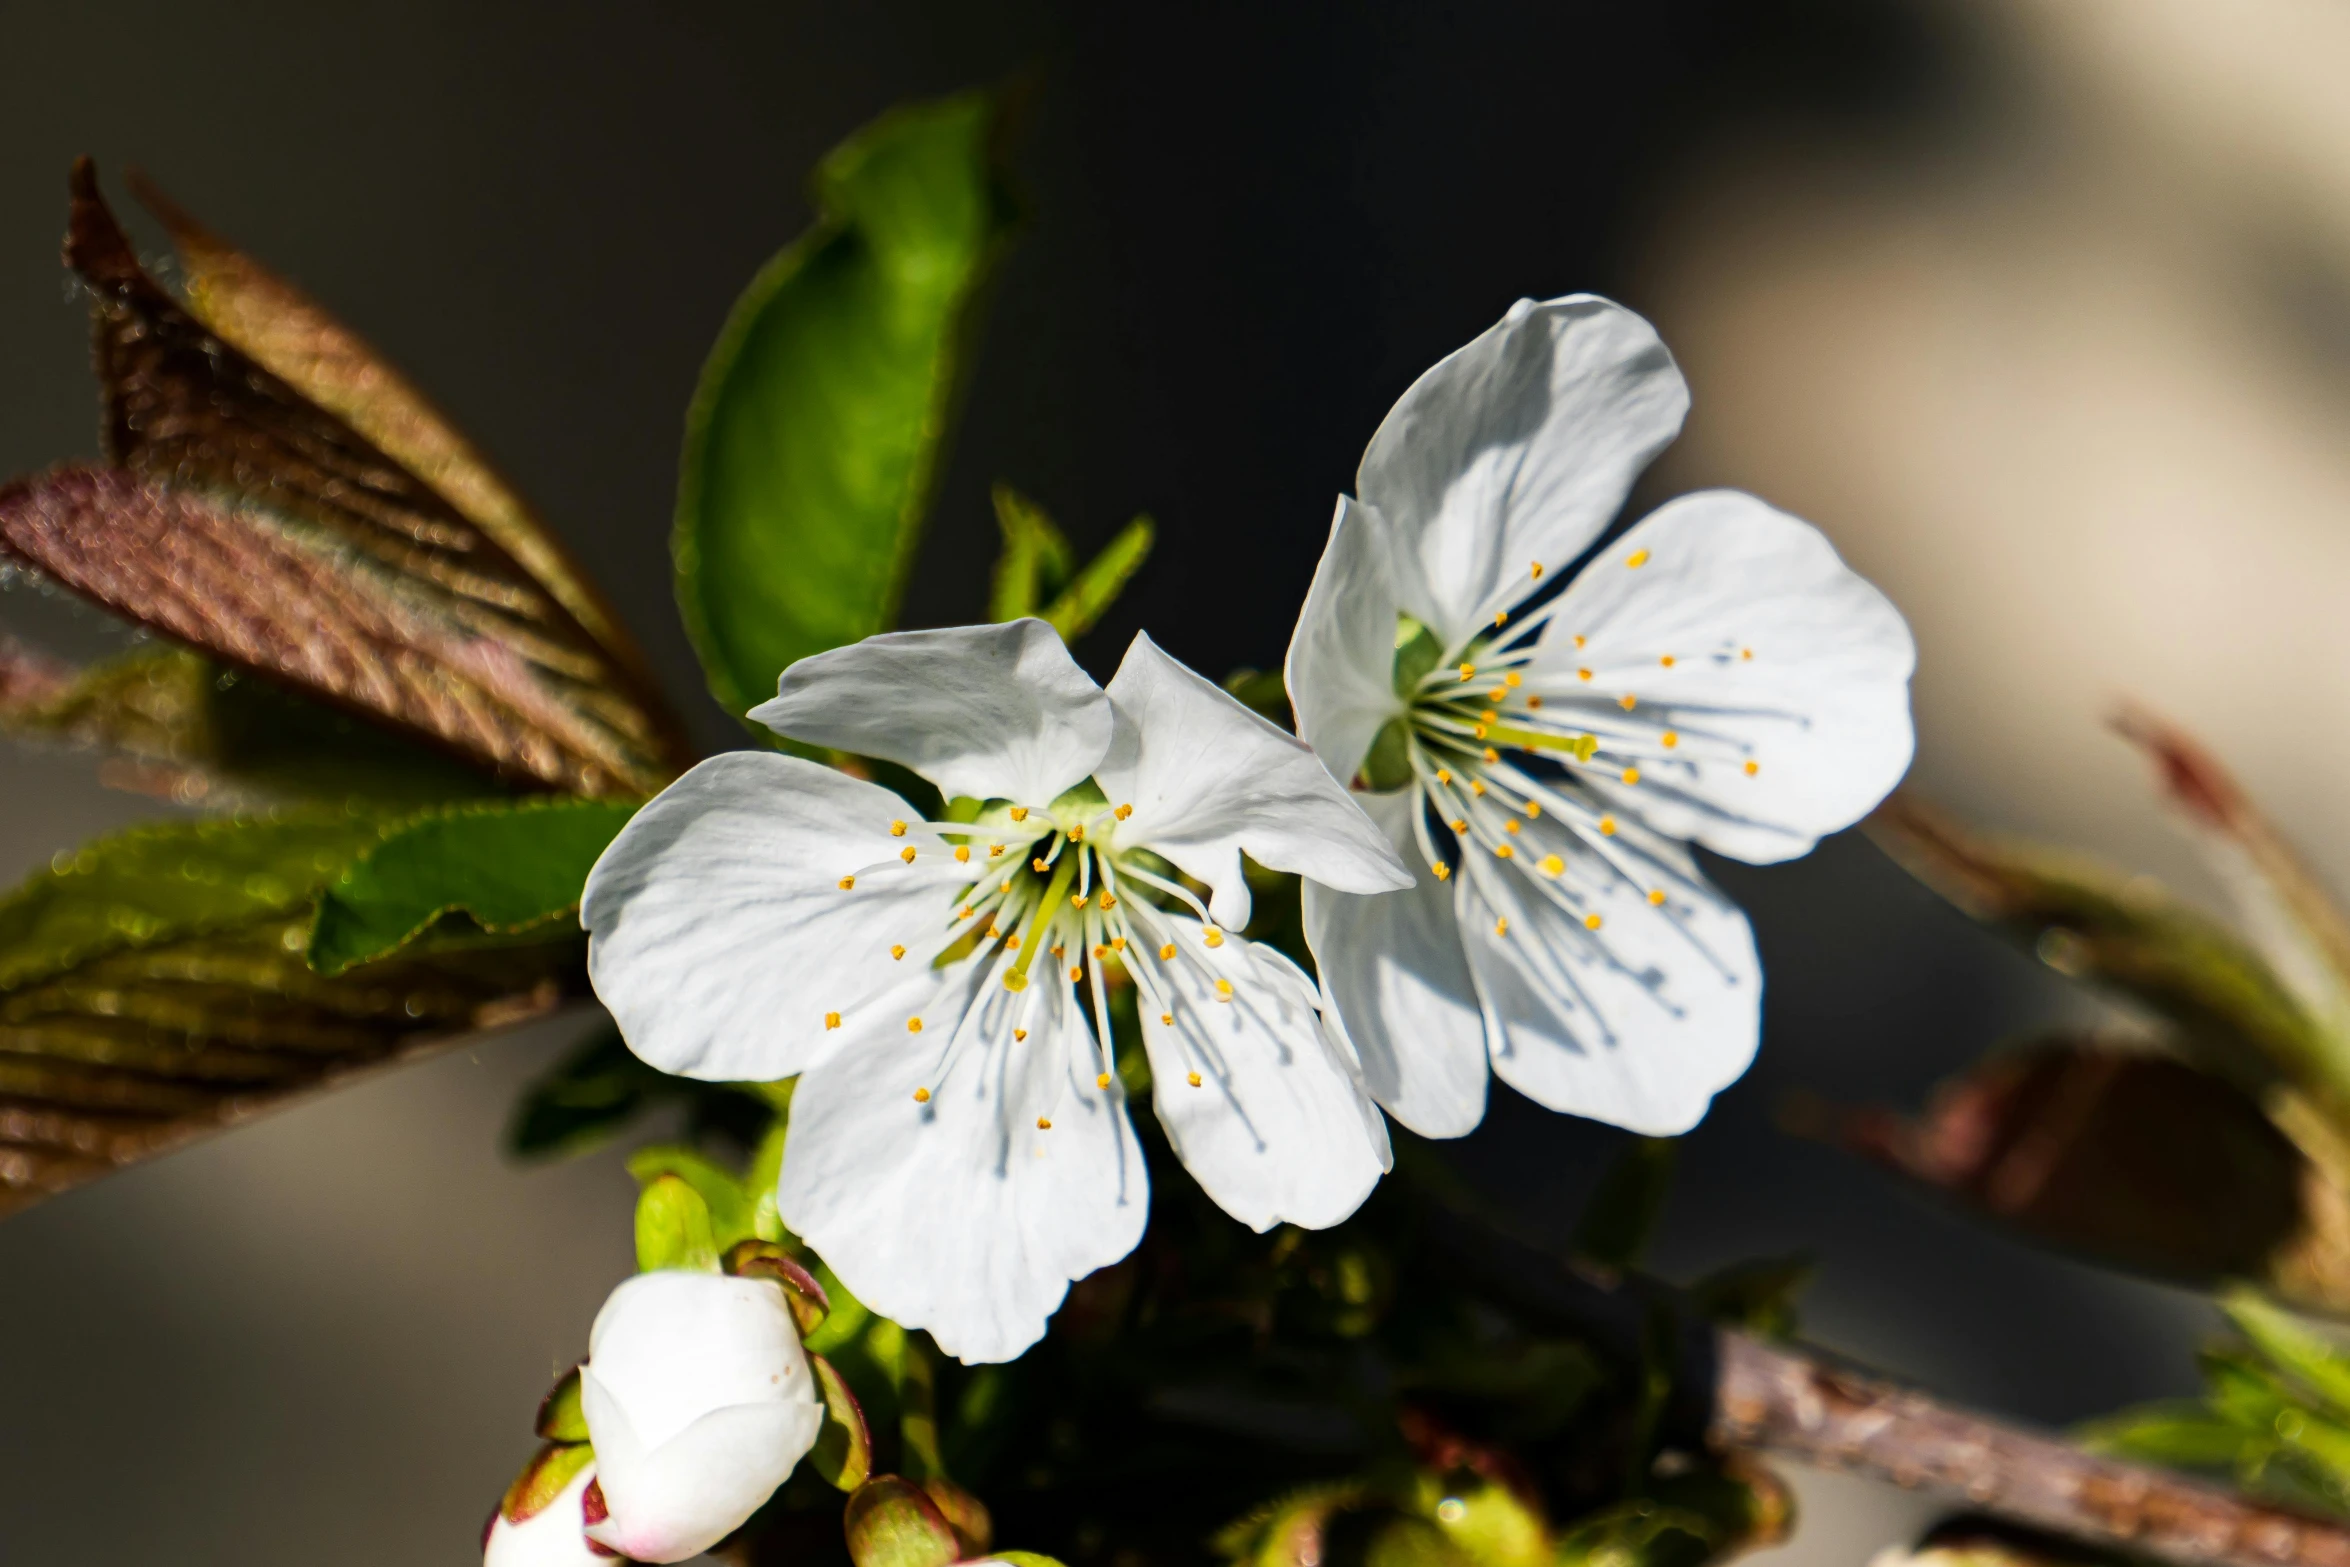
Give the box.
[577,295,1916,1366]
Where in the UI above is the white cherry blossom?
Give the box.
[1287,295,1916,1138]
[583,620,1409,1364]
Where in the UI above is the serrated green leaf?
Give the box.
[306,797,640,975]
[676,89,1017,717]
[1041,514,1153,645]
[628,1144,758,1251]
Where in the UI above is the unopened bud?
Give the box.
[484,1445,601,1567]
[844,1475,962,1567]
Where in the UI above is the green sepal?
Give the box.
[980,1554,1071,1567]
[808,1352,875,1492]
[628,1145,758,1251]
[725,1238,831,1336]
[500,1439,595,1525]
[634,1172,721,1273]
[843,1474,963,1567]
[535,1365,589,1443]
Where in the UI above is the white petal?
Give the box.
[1126,903,1389,1231]
[778,952,1148,1364]
[582,1384,822,1563]
[585,1272,815,1451]
[1302,789,1490,1138]
[749,620,1113,808]
[484,1462,603,1567]
[1453,813,1759,1136]
[1531,491,1916,863]
[583,753,986,1082]
[1358,296,1688,648]
[1284,495,1408,786]
[1099,631,1408,930]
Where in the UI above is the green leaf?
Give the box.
[988,483,1075,622]
[676,89,1018,717]
[628,1145,758,1252]
[634,1172,721,1272]
[2078,1400,2260,1470]
[1222,668,1291,726]
[306,797,640,975]
[1041,514,1154,645]
[2228,1290,2350,1418]
[1568,1136,1677,1271]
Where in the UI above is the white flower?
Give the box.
[577,1271,824,1563]
[1286,295,1916,1137]
[484,1458,605,1567]
[583,620,1411,1365]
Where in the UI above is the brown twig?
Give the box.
[1712,1329,2350,1567]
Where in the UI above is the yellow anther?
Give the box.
[1480,709,1499,723]
[1015,1028,1028,1041]
[1482,747,1500,763]
[1432,862,1452,881]
[1092,944,1108,960]
[987,922,1003,939]
[1068,966,1083,982]
[958,905,975,920]
[1487,687,1509,702]
[1010,806,1030,822]
[1162,1012,1175,1026]
[1527,694,1543,710]
[1033,857,1050,872]
[989,844,1005,857]
[908,1018,924,1033]
[1740,647,1753,661]
[900,846,917,863]
[891,944,907,961]
[1096,1073,1112,1090]
[1503,819,1521,835]
[1160,943,1176,960]
[1525,800,1541,818]
[1504,671,1523,688]
[1648,889,1668,906]
[1037,1116,1052,1130]
[1458,663,1476,681]
[1472,724,1490,741]
[914,1086,931,1103]
[1599,815,1617,836]
[891,820,910,838]
[1660,654,1676,668]
[1115,803,1133,820]
[1100,891,1116,909]
[1214,979,1234,999]
[1626,549,1650,568]
[1051,943,1065,957]
[1661,731,1679,749]
[1187,1071,1203,1087]
[1203,928,1225,949]
[1495,843,1515,860]
[824,1011,841,1029]
[1493,610,1509,627]
[1744,759,1761,776]
[1619,693,1637,711]
[1112,935,1127,951]
[838,875,856,891]
[1531,561,1545,580]
[1071,893,1087,908]
[1005,932,1022,951]
[1450,818,1469,832]
[1539,855,1564,876]
[1584,913,1604,930]
[1435,768,1453,785]
[1068,823,1085,842]
[1621,767,1641,785]
[1470,779,1487,797]
[955,845,971,863]
[1495,917,1509,937]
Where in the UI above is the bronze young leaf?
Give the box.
[28,161,687,797]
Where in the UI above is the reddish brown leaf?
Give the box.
[51,161,684,795]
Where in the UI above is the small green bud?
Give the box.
[499,1439,595,1525]
[534,1364,589,1444]
[634,1173,721,1273]
[844,1475,962,1567]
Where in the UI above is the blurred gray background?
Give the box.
[10,0,2345,1561]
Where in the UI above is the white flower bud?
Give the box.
[483,1457,605,1567]
[580,1271,824,1563]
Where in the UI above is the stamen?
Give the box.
[1659,654,1676,668]
[955,845,971,863]
[1503,819,1521,834]
[891,821,908,837]
[1525,800,1541,818]
[1583,914,1603,931]
[1482,747,1500,763]
[1578,668,1593,681]
[914,1087,931,1103]
[989,844,1005,858]
[1435,768,1453,785]
[1033,857,1050,872]
[1469,780,1487,797]
[1572,635,1586,649]
[1505,671,1523,688]
[1037,1117,1052,1130]
[1495,917,1508,936]
[1472,724,1489,740]
[1480,709,1499,723]
[1114,803,1133,820]
[1010,806,1030,822]
[1449,818,1469,832]
[1160,943,1176,960]
[1539,855,1563,876]
[1068,965,1082,982]
[1493,610,1508,627]
[1096,1072,1112,1090]
[1070,893,1087,908]
[1015,1028,1028,1041]
[899,846,917,863]
[1649,889,1668,905]
[1214,979,1234,1000]
[1005,932,1022,950]
[1111,935,1127,951]
[1162,1013,1174,1026]
[1203,928,1225,949]
[1662,731,1679,749]
[1744,759,1761,776]
[1100,891,1116,909]
[1619,693,1637,711]
[1621,767,1641,784]
[838,876,856,891]
[1527,695,1543,710]
[1432,862,1451,881]
[1740,647,1753,660]
[1068,823,1085,843]
[1495,843,1515,860]
[986,922,1003,939]
[1530,562,1545,580]
[958,905,974,919]
[1626,549,1650,568]
[1091,944,1108,960]
[1188,1071,1203,1087]
[908,1018,924,1033]
[891,944,907,960]
[1457,663,1476,681]
[1599,816,1617,836]
[824,1011,841,1029]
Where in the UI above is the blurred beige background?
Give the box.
[6,1,2347,1563]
